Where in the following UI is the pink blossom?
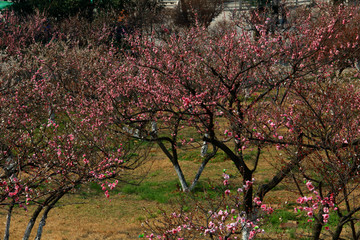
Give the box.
[297,197,305,204]
[244,180,253,190]
[182,97,191,107]
[322,214,329,223]
[306,181,315,191]
[249,230,256,239]
[68,134,74,141]
[224,130,232,137]
[267,207,274,214]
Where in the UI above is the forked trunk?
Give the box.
[34,190,67,240]
[189,160,207,191]
[34,206,51,240]
[189,148,215,191]
[173,163,189,191]
[22,205,43,240]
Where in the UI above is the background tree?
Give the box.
[122,0,163,33]
[174,0,224,28]
[9,0,131,19]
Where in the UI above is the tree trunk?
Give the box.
[3,200,15,240]
[241,171,254,240]
[243,171,253,215]
[156,137,190,191]
[22,193,59,240]
[312,212,323,240]
[34,205,53,240]
[332,224,344,240]
[23,205,44,240]
[241,211,258,240]
[189,147,215,191]
[241,223,250,240]
[34,212,47,240]
[189,160,206,191]
[34,190,68,240]
[173,162,189,191]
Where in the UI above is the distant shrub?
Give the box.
[10,0,128,19]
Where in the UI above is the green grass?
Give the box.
[212,151,230,163]
[271,183,289,191]
[264,207,342,237]
[264,208,310,234]
[113,177,234,204]
[266,209,300,227]
[178,150,202,162]
[178,149,258,164]
[120,180,181,203]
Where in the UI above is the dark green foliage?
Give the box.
[10,0,129,19]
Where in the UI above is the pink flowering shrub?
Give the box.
[141,172,273,240]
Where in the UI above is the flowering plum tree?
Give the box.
[279,79,360,239]
[0,13,144,239]
[119,2,360,239]
[2,2,360,239]
[247,4,360,238]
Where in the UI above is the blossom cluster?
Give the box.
[295,181,337,230]
[143,172,273,240]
